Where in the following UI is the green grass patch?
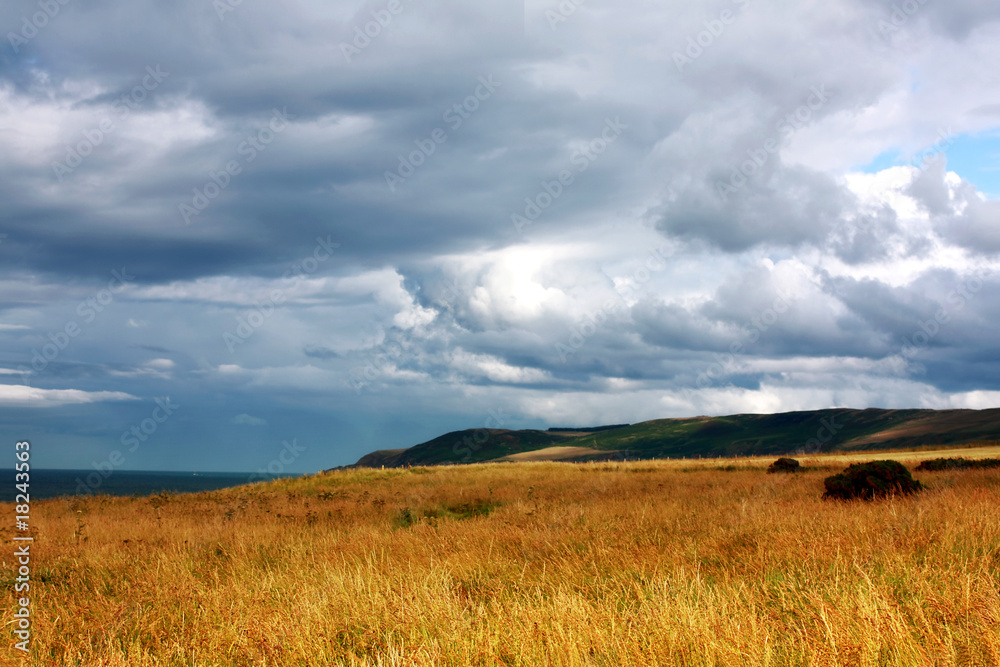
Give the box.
[396,498,497,528]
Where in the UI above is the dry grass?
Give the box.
[496,446,607,462]
[4,453,1000,666]
[804,443,1000,466]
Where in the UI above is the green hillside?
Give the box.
[351,408,1000,468]
[355,428,576,467]
[575,409,911,458]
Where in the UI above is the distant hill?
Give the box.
[546,424,630,433]
[354,428,579,468]
[349,408,1000,468]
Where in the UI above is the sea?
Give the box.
[2,469,300,502]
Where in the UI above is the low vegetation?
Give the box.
[397,498,497,528]
[822,460,924,501]
[767,457,801,473]
[5,452,1000,665]
[916,457,1000,472]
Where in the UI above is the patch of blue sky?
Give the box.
[857,130,1000,199]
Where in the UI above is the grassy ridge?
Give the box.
[356,408,1000,468]
[9,454,1000,665]
[579,408,916,458]
[355,429,574,467]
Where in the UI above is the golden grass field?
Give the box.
[4,447,1000,666]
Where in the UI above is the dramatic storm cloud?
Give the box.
[2,0,999,471]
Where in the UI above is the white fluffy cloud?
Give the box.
[0,385,137,408]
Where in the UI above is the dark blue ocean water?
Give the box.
[1,469,299,502]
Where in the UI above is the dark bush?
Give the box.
[767,458,802,474]
[822,460,923,501]
[915,457,1000,472]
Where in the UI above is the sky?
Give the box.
[1,0,999,474]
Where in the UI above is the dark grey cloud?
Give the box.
[657,163,852,251]
[826,206,905,265]
[2,0,1000,470]
[907,156,953,216]
[942,192,1000,254]
[303,344,339,360]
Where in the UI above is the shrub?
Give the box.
[822,460,923,501]
[396,499,496,528]
[767,458,801,474]
[397,507,416,528]
[915,457,1000,472]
